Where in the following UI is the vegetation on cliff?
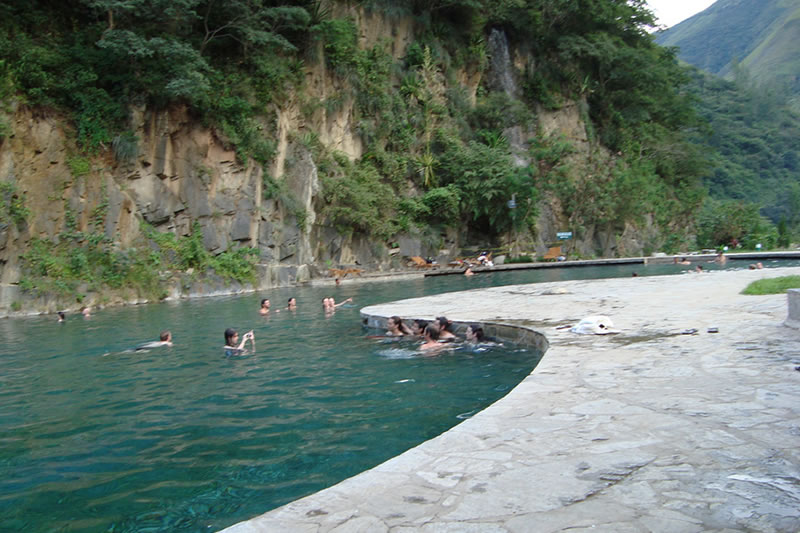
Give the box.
[1,0,719,302]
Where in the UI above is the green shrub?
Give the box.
[321,160,398,240]
[0,181,30,226]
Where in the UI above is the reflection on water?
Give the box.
[0,258,795,532]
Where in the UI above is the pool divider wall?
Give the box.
[362,314,550,354]
[786,289,800,329]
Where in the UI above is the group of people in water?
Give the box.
[671,252,764,273]
[385,315,489,353]
[222,294,356,357]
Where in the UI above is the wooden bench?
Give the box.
[329,268,364,278]
[542,246,562,261]
[408,256,434,268]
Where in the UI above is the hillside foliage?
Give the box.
[0,0,714,290]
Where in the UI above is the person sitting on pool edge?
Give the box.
[419,323,444,352]
[224,328,255,357]
[386,316,412,336]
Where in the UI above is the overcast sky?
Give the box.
[646,0,717,28]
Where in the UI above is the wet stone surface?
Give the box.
[223,267,800,533]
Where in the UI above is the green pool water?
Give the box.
[1,259,795,532]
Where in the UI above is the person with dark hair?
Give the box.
[224,328,254,357]
[465,324,485,343]
[135,331,173,351]
[259,298,271,315]
[435,316,457,340]
[411,319,428,337]
[419,323,443,352]
[57,311,66,323]
[386,316,412,336]
[287,297,297,311]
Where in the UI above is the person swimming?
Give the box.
[135,331,174,351]
[259,298,271,315]
[224,328,255,357]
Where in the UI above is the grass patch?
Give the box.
[741,275,800,295]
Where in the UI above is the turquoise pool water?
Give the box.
[1,259,795,532]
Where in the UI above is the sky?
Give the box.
[646,0,717,28]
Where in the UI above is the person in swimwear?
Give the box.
[136,331,174,351]
[386,316,412,336]
[259,298,271,315]
[411,319,428,337]
[224,328,255,357]
[287,297,297,311]
[435,316,457,340]
[419,323,444,352]
[465,324,485,343]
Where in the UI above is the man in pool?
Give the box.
[465,324,485,343]
[136,331,173,351]
[287,297,297,311]
[419,323,444,352]
[259,298,271,315]
[224,328,255,357]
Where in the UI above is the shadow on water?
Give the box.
[0,259,797,532]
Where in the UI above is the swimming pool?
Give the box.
[1,259,796,532]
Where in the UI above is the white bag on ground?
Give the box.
[570,315,620,335]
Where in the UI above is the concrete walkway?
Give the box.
[223,267,800,533]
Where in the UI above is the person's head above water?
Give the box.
[287,297,297,309]
[424,323,440,341]
[160,330,171,342]
[435,316,451,331]
[261,298,270,308]
[225,328,238,346]
[466,324,484,342]
[412,319,428,335]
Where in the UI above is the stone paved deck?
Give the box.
[222,267,800,533]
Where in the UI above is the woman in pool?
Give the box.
[224,328,255,357]
[435,316,457,340]
[386,316,412,336]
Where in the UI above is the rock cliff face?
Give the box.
[0,8,638,315]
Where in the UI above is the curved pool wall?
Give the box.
[222,265,800,532]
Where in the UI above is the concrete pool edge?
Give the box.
[221,267,800,532]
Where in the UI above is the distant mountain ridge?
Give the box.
[656,0,800,93]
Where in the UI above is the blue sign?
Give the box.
[556,231,572,240]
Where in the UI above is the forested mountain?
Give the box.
[0,0,713,313]
[653,0,800,245]
[687,68,800,225]
[656,0,800,96]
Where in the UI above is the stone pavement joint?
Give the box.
[222,267,800,533]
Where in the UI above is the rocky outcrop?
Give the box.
[0,10,647,316]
